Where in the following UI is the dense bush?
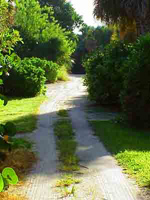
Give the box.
[3,58,46,97]
[83,50,104,102]
[16,57,60,83]
[120,34,150,128]
[84,41,129,104]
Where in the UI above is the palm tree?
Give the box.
[93,0,150,36]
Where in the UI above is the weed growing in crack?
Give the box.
[54,109,81,198]
[56,174,80,187]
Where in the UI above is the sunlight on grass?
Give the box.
[57,67,69,81]
[91,120,150,187]
[0,95,46,133]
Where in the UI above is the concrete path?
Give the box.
[17,75,144,200]
[68,76,144,200]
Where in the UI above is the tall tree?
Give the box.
[14,0,75,66]
[93,0,150,36]
[38,0,84,32]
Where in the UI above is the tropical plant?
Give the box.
[93,0,150,36]
[0,167,18,192]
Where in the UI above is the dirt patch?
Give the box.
[0,192,27,200]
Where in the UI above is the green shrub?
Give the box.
[84,41,129,104]
[83,50,105,102]
[43,61,59,83]
[120,34,150,128]
[57,66,69,81]
[3,58,46,97]
[0,122,16,151]
[15,57,60,83]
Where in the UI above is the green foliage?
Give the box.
[43,61,59,83]
[14,0,75,68]
[120,34,150,128]
[54,120,74,140]
[39,0,84,32]
[14,57,60,83]
[57,67,69,81]
[0,167,18,192]
[83,50,104,102]
[0,122,16,151]
[85,32,150,128]
[10,138,33,150]
[54,116,79,172]
[0,0,22,54]
[73,25,112,74]
[57,109,68,117]
[0,0,22,105]
[3,58,46,97]
[84,41,129,104]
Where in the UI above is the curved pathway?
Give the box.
[17,75,144,200]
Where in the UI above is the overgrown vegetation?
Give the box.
[120,34,150,128]
[54,119,79,172]
[56,173,80,198]
[54,110,79,172]
[84,33,150,128]
[91,120,150,187]
[84,40,129,104]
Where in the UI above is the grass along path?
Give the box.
[54,115,79,172]
[0,96,45,198]
[54,109,80,198]
[91,120,150,188]
[0,95,46,133]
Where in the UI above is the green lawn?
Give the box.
[0,95,46,133]
[91,120,150,187]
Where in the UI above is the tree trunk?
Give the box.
[135,14,150,36]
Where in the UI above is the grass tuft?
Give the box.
[57,109,68,117]
[11,138,33,150]
[56,174,80,187]
[54,113,79,172]
[91,120,150,187]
